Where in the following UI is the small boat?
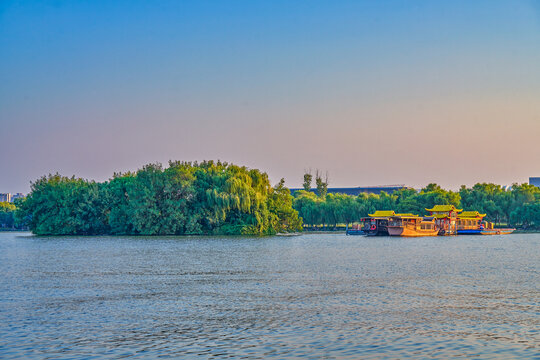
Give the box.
[479,228,515,235]
[387,215,439,237]
[457,228,515,235]
[345,224,365,235]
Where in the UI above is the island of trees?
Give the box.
[3,162,540,235]
[13,161,302,235]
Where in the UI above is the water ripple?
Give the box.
[0,232,538,359]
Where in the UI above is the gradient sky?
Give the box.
[2,0,540,193]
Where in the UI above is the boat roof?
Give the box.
[389,213,419,218]
[368,210,395,217]
[431,214,452,219]
[459,211,486,218]
[425,204,462,213]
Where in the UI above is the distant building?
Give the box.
[11,193,24,202]
[0,193,25,202]
[290,185,412,196]
[530,177,540,188]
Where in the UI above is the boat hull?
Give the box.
[364,228,389,236]
[480,228,515,235]
[346,229,365,235]
[388,226,439,237]
[457,228,515,235]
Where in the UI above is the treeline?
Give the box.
[292,183,540,229]
[18,161,302,235]
[13,162,540,235]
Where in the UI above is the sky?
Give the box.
[1,0,540,193]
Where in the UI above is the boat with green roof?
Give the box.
[359,210,395,236]
[425,205,462,235]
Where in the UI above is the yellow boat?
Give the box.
[387,215,439,237]
[425,205,462,235]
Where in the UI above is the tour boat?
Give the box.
[361,210,395,236]
[387,215,439,237]
[456,211,515,235]
[425,205,462,235]
[457,211,486,235]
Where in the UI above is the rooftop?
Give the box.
[368,210,395,217]
[459,211,486,218]
[425,205,462,213]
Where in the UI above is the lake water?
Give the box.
[0,232,538,359]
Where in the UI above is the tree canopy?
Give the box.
[0,202,18,229]
[18,161,302,236]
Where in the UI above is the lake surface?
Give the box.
[0,232,538,359]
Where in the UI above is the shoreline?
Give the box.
[7,229,540,236]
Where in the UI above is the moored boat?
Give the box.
[457,211,486,235]
[387,215,438,237]
[457,211,515,235]
[425,205,462,235]
[345,223,365,235]
[361,210,395,236]
[479,228,515,235]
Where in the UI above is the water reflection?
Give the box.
[0,232,538,359]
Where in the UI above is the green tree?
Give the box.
[293,190,322,227]
[268,179,303,233]
[315,170,328,199]
[0,202,17,229]
[20,161,302,236]
[19,174,108,235]
[303,171,313,192]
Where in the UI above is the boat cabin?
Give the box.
[457,211,486,231]
[387,215,438,237]
[361,210,395,236]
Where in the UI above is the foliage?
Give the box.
[18,174,108,235]
[315,170,328,199]
[18,161,302,236]
[0,202,17,229]
[302,171,313,192]
[268,179,303,234]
